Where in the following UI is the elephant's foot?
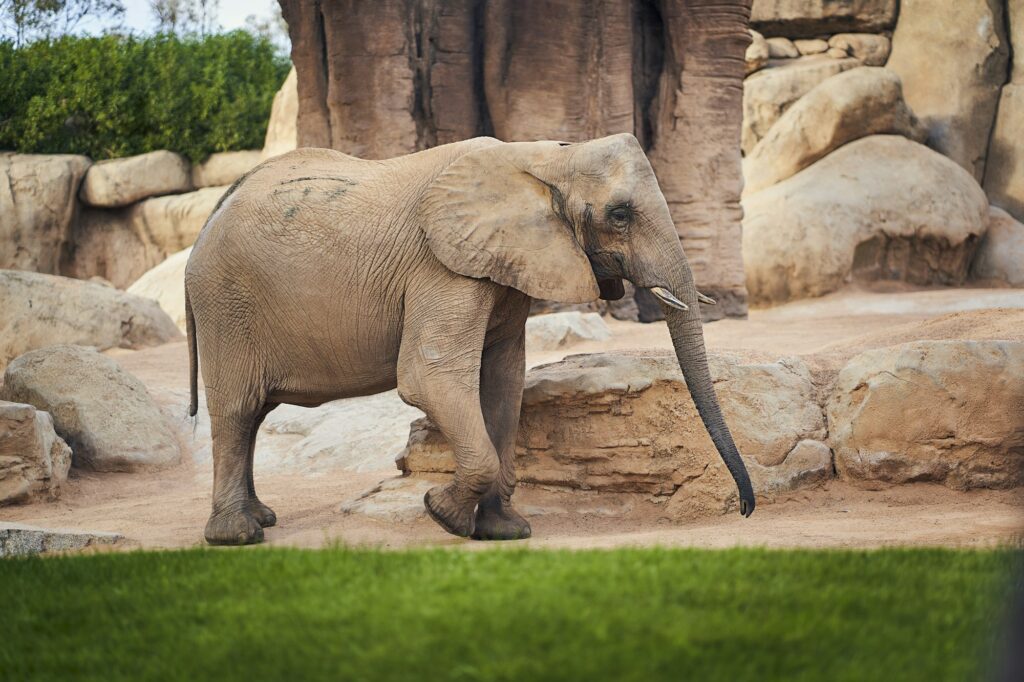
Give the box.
[424,483,477,538]
[472,496,531,541]
[204,509,264,545]
[246,498,277,528]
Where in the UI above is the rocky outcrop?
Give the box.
[828,341,1024,489]
[746,30,770,75]
[0,401,72,505]
[0,153,91,274]
[983,84,1024,221]
[262,66,298,159]
[399,351,831,516]
[127,247,191,332]
[743,136,989,304]
[79,150,192,208]
[750,0,897,37]
[0,270,180,369]
[828,33,890,66]
[972,207,1024,286]
[0,523,122,557]
[525,312,610,353]
[191,151,261,188]
[744,68,924,193]
[742,55,862,153]
[887,0,1009,182]
[1,346,180,472]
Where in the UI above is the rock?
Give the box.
[743,67,925,193]
[766,37,800,59]
[262,66,298,159]
[827,341,1024,489]
[971,207,1024,286]
[828,33,891,66]
[793,38,828,56]
[742,55,862,153]
[135,185,228,255]
[127,247,191,332]
[887,0,1009,182]
[398,351,830,515]
[1,346,181,472]
[0,401,72,505]
[0,522,122,557]
[1010,0,1024,82]
[191,151,262,188]
[983,84,1024,221]
[63,207,156,289]
[79,150,192,208]
[751,0,897,37]
[0,270,180,370]
[339,477,433,523]
[0,153,91,274]
[825,47,849,60]
[746,30,770,75]
[743,136,988,305]
[525,312,611,353]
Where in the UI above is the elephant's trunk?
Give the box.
[659,261,755,516]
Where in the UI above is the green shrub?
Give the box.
[0,31,290,162]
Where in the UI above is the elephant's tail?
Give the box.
[186,288,199,418]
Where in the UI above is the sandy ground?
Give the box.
[3,284,1023,551]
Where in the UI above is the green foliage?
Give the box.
[0,546,1017,681]
[0,31,290,162]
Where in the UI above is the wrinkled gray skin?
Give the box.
[185,134,755,545]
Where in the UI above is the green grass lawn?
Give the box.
[0,547,1018,681]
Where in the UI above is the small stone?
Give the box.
[826,46,849,59]
[0,522,122,557]
[767,37,800,59]
[794,38,828,55]
[829,33,891,66]
[746,30,770,75]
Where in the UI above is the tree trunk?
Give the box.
[279,0,751,319]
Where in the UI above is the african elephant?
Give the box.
[185,133,755,545]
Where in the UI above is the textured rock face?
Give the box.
[399,351,830,515]
[0,153,91,274]
[191,151,261,188]
[828,33,890,66]
[972,207,1024,286]
[0,270,180,369]
[0,523,122,557]
[887,0,1009,182]
[134,185,228,254]
[525,312,611,353]
[750,0,897,37]
[828,341,1024,490]
[0,401,72,505]
[262,67,298,159]
[1,346,180,472]
[983,84,1024,221]
[744,68,924,193]
[747,30,770,75]
[79,150,192,208]
[743,136,989,304]
[127,247,191,332]
[742,55,862,153]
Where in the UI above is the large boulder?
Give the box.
[827,341,1024,489]
[887,0,1009,182]
[262,66,298,159]
[79,150,192,208]
[743,136,989,305]
[751,0,897,38]
[398,351,831,517]
[0,270,180,370]
[127,247,191,332]
[971,207,1024,286]
[742,55,862,154]
[525,312,610,353]
[0,401,72,505]
[191,151,261,188]
[1,346,180,472]
[983,84,1024,221]
[0,153,91,274]
[744,68,924,194]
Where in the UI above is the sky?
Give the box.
[121,0,281,34]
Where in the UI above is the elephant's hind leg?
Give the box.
[244,403,278,528]
[205,395,268,545]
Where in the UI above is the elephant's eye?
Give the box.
[607,205,632,230]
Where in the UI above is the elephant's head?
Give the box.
[419,133,755,517]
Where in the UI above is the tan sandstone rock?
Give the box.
[746,30,770,75]
[887,0,1009,181]
[262,66,298,159]
[742,55,862,154]
[79,150,192,208]
[0,153,91,274]
[744,67,925,194]
[983,84,1024,221]
[0,270,180,370]
[127,247,191,332]
[743,136,988,305]
[135,185,228,254]
[191,150,262,188]
[525,312,610,353]
[398,351,830,515]
[766,37,800,59]
[751,0,896,38]
[0,522,122,557]
[0,401,72,505]
[1,346,180,472]
[827,341,1024,489]
[793,38,828,56]
[971,207,1024,287]
[828,33,891,66]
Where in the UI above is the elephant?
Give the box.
[185,133,755,545]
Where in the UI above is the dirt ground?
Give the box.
[3,284,1023,551]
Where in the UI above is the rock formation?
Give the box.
[0,401,72,505]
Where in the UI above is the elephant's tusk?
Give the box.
[650,287,689,311]
[697,291,717,306]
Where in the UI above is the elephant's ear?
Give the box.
[419,141,600,303]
